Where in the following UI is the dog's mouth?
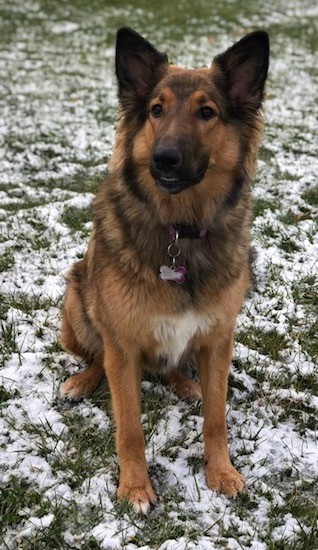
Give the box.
[155,169,206,195]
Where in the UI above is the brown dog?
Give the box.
[60,27,269,513]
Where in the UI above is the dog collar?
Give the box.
[169,224,207,239]
[159,225,207,284]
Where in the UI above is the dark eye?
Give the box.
[151,104,163,117]
[199,106,216,120]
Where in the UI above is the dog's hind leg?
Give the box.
[163,370,202,402]
[60,362,104,401]
[59,278,104,401]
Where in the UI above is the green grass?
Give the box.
[301,186,318,206]
[0,250,14,272]
[253,197,277,218]
[0,387,20,406]
[268,480,318,550]
[61,205,93,234]
[50,417,116,490]
[298,319,318,359]
[0,479,44,532]
[0,321,21,364]
[237,328,287,361]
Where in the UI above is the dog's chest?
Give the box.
[152,311,213,367]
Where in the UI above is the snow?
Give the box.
[0,0,317,548]
[17,513,55,539]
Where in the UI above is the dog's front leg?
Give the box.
[103,338,156,514]
[197,333,244,498]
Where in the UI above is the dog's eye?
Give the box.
[151,104,163,117]
[200,106,216,120]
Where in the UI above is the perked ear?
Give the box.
[214,31,269,111]
[116,27,168,110]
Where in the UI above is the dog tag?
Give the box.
[159,265,186,284]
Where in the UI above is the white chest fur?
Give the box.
[153,311,213,367]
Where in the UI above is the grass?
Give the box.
[61,205,93,234]
[0,250,15,272]
[237,328,287,361]
[253,197,277,219]
[0,479,44,532]
[0,321,21,364]
[1,0,317,548]
[301,187,318,206]
[267,480,318,550]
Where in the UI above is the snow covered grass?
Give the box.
[0,0,317,548]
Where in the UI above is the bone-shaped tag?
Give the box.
[159,265,186,284]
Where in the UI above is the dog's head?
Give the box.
[114,27,269,222]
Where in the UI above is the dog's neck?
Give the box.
[169,224,207,239]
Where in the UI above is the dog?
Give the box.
[60,27,269,513]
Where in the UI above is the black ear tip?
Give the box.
[255,30,269,47]
[243,30,270,50]
[248,30,269,39]
[116,27,140,46]
[117,26,136,38]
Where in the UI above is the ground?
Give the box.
[0,0,317,549]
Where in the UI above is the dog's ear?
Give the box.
[116,27,168,110]
[213,31,269,111]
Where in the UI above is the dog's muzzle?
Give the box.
[150,146,206,194]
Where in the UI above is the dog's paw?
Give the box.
[60,374,96,401]
[177,378,202,402]
[60,365,103,401]
[205,465,244,498]
[117,483,157,514]
[164,372,202,402]
[60,377,84,401]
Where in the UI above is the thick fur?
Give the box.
[60,28,269,513]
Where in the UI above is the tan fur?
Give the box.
[60,28,269,513]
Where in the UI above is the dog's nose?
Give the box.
[152,147,182,172]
